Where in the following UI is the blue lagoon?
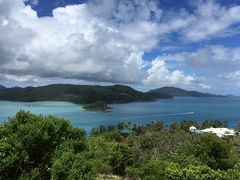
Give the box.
[0,97,240,134]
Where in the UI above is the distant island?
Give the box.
[149,86,224,97]
[83,101,111,111]
[0,84,224,111]
[0,84,158,111]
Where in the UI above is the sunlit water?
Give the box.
[0,97,240,134]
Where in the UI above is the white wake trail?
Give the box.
[120,112,194,119]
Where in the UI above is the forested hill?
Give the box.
[0,84,224,106]
[0,84,163,105]
[149,87,224,97]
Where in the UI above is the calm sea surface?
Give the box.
[0,97,240,134]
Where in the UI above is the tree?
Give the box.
[109,143,132,175]
[0,110,86,179]
[50,152,96,180]
[130,159,167,180]
[165,164,228,180]
[145,121,164,132]
[179,120,199,132]
[169,120,199,132]
[179,134,233,170]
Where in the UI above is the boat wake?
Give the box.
[120,112,194,119]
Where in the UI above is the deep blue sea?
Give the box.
[0,97,240,134]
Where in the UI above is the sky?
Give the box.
[0,0,240,95]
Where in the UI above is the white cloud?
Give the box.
[25,0,39,6]
[0,0,161,84]
[156,0,240,42]
[153,45,240,93]
[157,45,240,73]
[221,71,240,82]
[183,0,240,42]
[144,58,196,88]
[0,0,240,94]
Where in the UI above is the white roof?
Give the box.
[189,126,235,137]
[189,126,197,132]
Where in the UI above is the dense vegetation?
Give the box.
[149,87,224,97]
[0,84,158,106]
[1,111,240,179]
[83,101,110,111]
[0,84,224,110]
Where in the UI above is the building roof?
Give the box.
[189,126,235,137]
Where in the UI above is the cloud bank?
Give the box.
[0,0,240,94]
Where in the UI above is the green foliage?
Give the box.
[201,120,228,128]
[127,159,167,180]
[83,101,110,111]
[109,143,132,175]
[169,119,229,133]
[145,121,164,132]
[91,121,165,136]
[18,168,41,180]
[0,110,86,179]
[165,164,228,180]
[1,111,240,179]
[88,136,113,174]
[226,163,240,179]
[179,134,233,170]
[50,152,96,180]
[169,120,199,132]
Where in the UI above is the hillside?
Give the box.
[0,85,224,107]
[1,111,240,179]
[149,87,223,97]
[0,84,163,105]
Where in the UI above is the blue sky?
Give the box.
[0,0,240,95]
[25,0,86,17]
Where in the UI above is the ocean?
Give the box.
[0,97,240,134]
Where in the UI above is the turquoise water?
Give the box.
[0,97,240,134]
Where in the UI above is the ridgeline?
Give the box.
[149,86,224,97]
[0,84,223,111]
[0,84,158,109]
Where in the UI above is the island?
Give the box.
[0,84,162,111]
[0,84,224,111]
[149,86,224,97]
[83,101,111,111]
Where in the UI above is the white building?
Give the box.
[189,126,236,137]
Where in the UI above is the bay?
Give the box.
[0,97,240,134]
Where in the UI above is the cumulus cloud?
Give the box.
[0,0,240,94]
[155,45,240,93]
[144,58,196,88]
[181,0,240,42]
[158,45,240,74]
[0,0,164,85]
[156,0,240,42]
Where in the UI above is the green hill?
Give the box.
[149,87,224,97]
[0,85,224,109]
[0,84,162,105]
